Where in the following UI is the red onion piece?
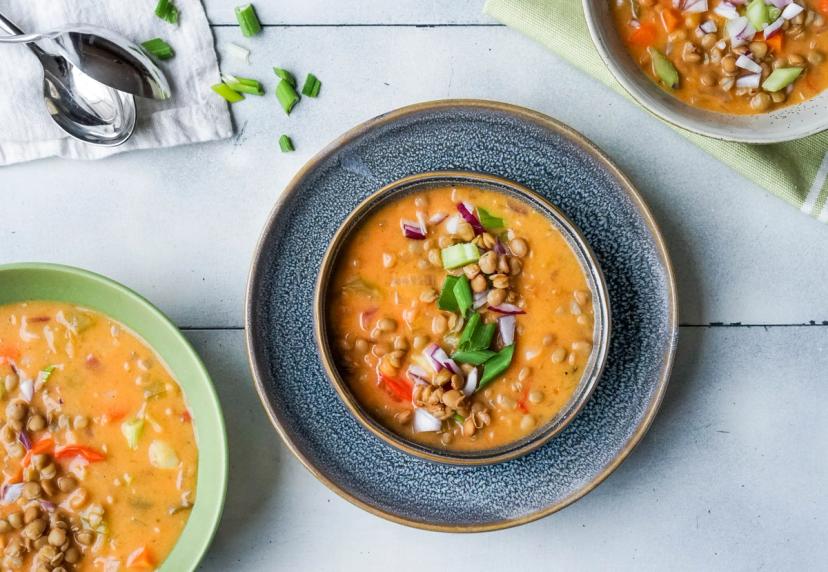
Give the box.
[727,17,754,47]
[781,2,803,19]
[406,365,430,385]
[767,0,792,8]
[425,343,461,374]
[39,500,56,512]
[493,238,508,255]
[18,431,31,451]
[19,378,33,402]
[763,17,784,38]
[1,483,23,505]
[456,202,485,235]
[428,212,447,225]
[413,408,442,433]
[682,0,708,13]
[714,2,739,18]
[473,290,488,309]
[499,315,516,346]
[489,303,526,316]
[401,220,426,240]
[736,54,762,73]
[462,368,478,396]
[735,73,761,89]
[699,20,717,33]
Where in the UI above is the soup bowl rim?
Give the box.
[313,170,612,466]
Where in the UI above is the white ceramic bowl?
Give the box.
[582,0,828,143]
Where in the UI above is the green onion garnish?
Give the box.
[452,349,496,365]
[220,73,264,95]
[279,135,295,152]
[437,275,460,312]
[452,275,473,317]
[479,345,515,388]
[235,4,262,37]
[154,0,179,24]
[211,83,245,103]
[275,80,300,114]
[40,365,57,381]
[441,243,480,269]
[141,38,175,60]
[458,312,497,353]
[458,312,481,349]
[273,67,297,87]
[477,208,503,229]
[301,73,322,97]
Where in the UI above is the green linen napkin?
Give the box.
[483,0,828,222]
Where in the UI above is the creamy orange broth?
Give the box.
[328,186,596,452]
[0,301,197,571]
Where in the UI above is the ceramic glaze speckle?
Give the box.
[246,101,678,530]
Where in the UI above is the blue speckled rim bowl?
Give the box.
[246,99,678,532]
[314,171,612,465]
[582,0,828,143]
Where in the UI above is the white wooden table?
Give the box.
[4,2,828,570]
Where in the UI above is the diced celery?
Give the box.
[648,48,679,89]
[747,0,771,31]
[149,440,179,469]
[440,243,480,269]
[121,419,145,450]
[762,67,803,92]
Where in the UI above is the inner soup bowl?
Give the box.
[314,172,611,465]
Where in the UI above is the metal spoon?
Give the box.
[0,13,170,146]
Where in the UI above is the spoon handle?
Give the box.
[0,11,43,42]
[0,10,24,34]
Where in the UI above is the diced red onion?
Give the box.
[489,303,526,316]
[39,500,56,512]
[445,215,461,235]
[727,17,755,47]
[400,220,426,240]
[781,2,804,19]
[424,344,461,374]
[18,431,31,451]
[735,73,761,89]
[763,17,785,38]
[1,483,23,505]
[416,211,428,231]
[499,315,516,346]
[462,368,478,396]
[19,378,33,402]
[428,212,447,225]
[456,202,485,236]
[413,408,442,433]
[714,2,739,18]
[682,0,708,13]
[672,0,681,7]
[767,0,792,8]
[493,238,508,255]
[473,290,488,309]
[699,19,717,33]
[736,54,763,73]
[406,365,430,385]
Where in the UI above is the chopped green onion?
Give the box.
[154,0,179,24]
[452,276,473,317]
[301,73,322,97]
[141,38,174,60]
[452,413,465,424]
[121,419,145,450]
[458,312,481,348]
[220,73,264,95]
[441,243,480,269]
[211,83,245,103]
[469,322,496,352]
[452,349,497,365]
[762,67,803,92]
[279,134,294,152]
[40,365,57,381]
[477,208,503,229]
[768,5,782,20]
[746,0,771,31]
[437,275,460,312]
[273,67,297,87]
[275,79,300,114]
[479,345,515,388]
[235,4,262,37]
[648,47,679,89]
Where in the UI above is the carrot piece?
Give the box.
[106,408,128,423]
[766,34,783,53]
[818,0,828,15]
[6,467,23,485]
[22,437,55,468]
[54,444,106,463]
[379,374,413,402]
[126,546,155,569]
[660,9,680,32]
[628,22,658,47]
[181,410,192,423]
[0,344,20,362]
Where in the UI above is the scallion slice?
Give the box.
[279,135,294,152]
[458,312,481,349]
[275,79,300,114]
[273,67,297,87]
[141,38,174,60]
[479,345,515,388]
[154,0,179,24]
[235,4,262,37]
[211,83,245,103]
[452,276,473,317]
[477,208,503,229]
[220,73,264,95]
[226,43,250,64]
[437,275,460,312]
[301,73,322,97]
[452,349,496,366]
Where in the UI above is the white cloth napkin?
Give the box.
[0,0,232,165]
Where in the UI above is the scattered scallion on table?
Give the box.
[235,4,262,37]
[275,79,300,114]
[154,0,179,24]
[211,83,245,103]
[279,135,294,152]
[273,67,297,87]
[301,73,322,97]
[141,38,175,60]
[220,73,264,95]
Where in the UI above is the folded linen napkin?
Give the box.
[0,0,232,166]
[484,0,828,223]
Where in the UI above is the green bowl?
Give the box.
[0,263,227,571]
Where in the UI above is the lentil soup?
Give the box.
[326,184,601,455]
[0,301,197,571]
[612,0,828,113]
